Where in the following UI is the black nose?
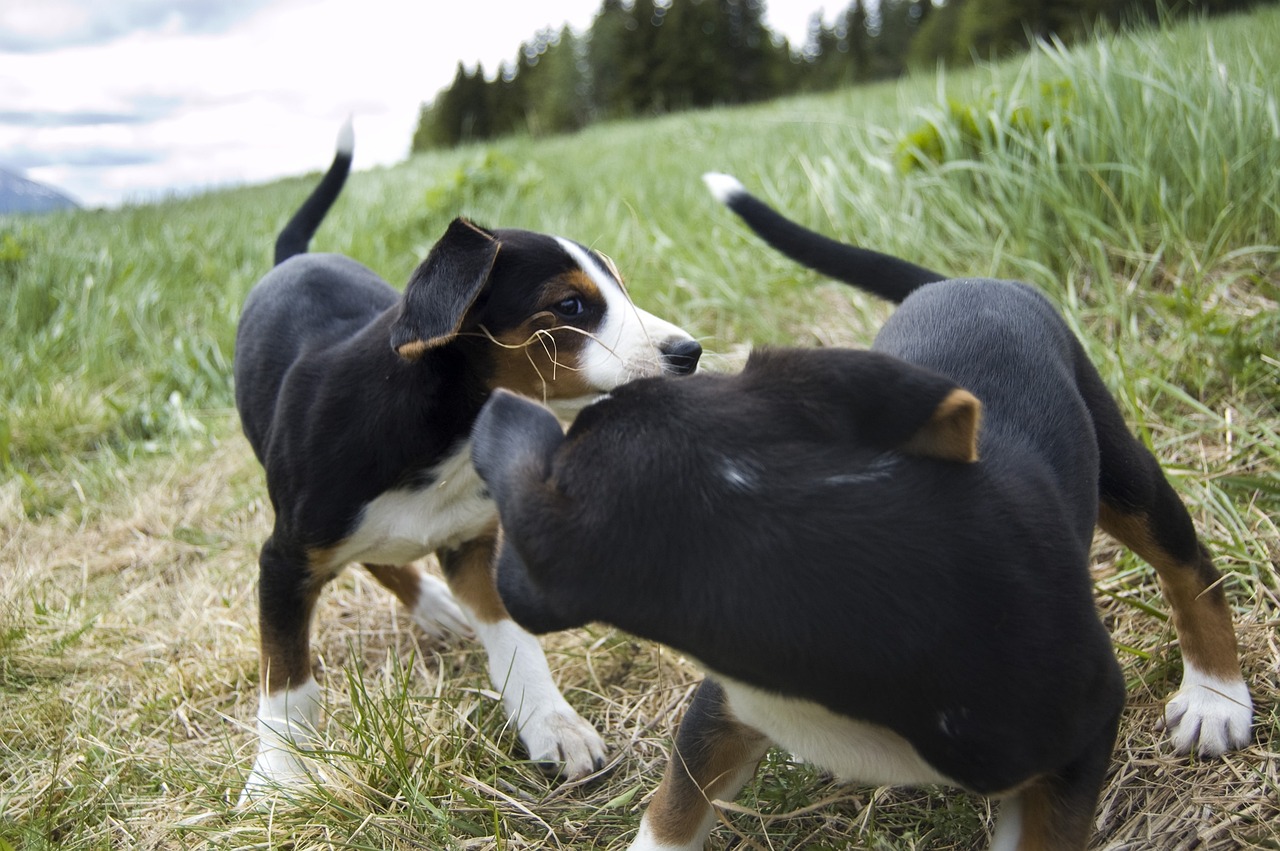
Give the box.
[661,339,702,375]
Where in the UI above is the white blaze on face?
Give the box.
[555,238,694,389]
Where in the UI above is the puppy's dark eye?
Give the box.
[553,296,585,318]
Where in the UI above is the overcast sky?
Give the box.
[0,0,832,208]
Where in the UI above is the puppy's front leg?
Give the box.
[241,538,328,804]
[440,533,607,780]
[631,679,771,851]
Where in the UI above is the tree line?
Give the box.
[412,0,1259,152]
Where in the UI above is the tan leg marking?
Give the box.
[1014,776,1096,850]
[1098,505,1240,679]
[439,531,506,625]
[646,686,770,847]
[363,562,423,610]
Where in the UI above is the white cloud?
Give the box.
[0,0,279,51]
[0,0,829,208]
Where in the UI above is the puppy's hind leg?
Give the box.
[440,533,607,781]
[631,679,771,851]
[990,703,1121,851]
[363,562,473,641]
[1082,363,1252,756]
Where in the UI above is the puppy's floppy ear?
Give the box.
[901,387,982,463]
[757,348,983,463]
[495,537,585,634]
[849,354,981,463]
[391,218,499,360]
[473,392,586,635]
[471,389,565,506]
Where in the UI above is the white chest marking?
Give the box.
[326,443,494,568]
[716,674,955,788]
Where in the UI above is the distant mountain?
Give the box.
[0,168,80,215]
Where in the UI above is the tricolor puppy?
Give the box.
[232,121,702,801]
[468,175,1252,849]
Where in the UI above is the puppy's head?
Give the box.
[390,219,701,404]
[471,351,984,641]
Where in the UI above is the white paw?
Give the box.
[519,703,608,780]
[471,618,608,780]
[411,573,474,640]
[238,743,326,805]
[238,682,324,805]
[1160,666,1252,757]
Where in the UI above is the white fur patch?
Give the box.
[471,616,606,779]
[702,172,746,205]
[409,572,473,640]
[555,237,695,388]
[325,443,493,569]
[239,680,324,804]
[824,454,900,487]
[1162,662,1252,757]
[719,456,761,493]
[629,815,715,851]
[335,116,354,156]
[716,675,954,787]
[988,793,1024,851]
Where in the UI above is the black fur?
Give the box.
[470,176,1248,847]
[273,120,353,265]
[476,330,1125,794]
[232,124,701,796]
[709,174,944,302]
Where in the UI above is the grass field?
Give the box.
[2,6,1278,850]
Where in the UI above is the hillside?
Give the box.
[0,167,79,215]
[1,6,1277,850]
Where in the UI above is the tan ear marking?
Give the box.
[903,388,982,462]
[458,218,497,241]
[395,339,429,361]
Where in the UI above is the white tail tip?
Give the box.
[336,116,354,157]
[702,172,745,204]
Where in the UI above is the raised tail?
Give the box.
[702,173,947,304]
[273,118,355,265]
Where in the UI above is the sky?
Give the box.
[0,0,834,209]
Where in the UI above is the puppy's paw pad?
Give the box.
[521,708,608,782]
[411,574,474,641]
[1161,675,1252,758]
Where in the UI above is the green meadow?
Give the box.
[2,7,1277,850]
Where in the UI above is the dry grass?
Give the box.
[5,10,1277,843]
[1,407,1276,850]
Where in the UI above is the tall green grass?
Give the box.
[1,8,1278,849]
[3,10,1275,508]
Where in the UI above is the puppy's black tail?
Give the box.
[274,118,355,265]
[703,173,947,304]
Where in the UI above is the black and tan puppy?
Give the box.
[468,175,1252,849]
[232,121,702,801]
